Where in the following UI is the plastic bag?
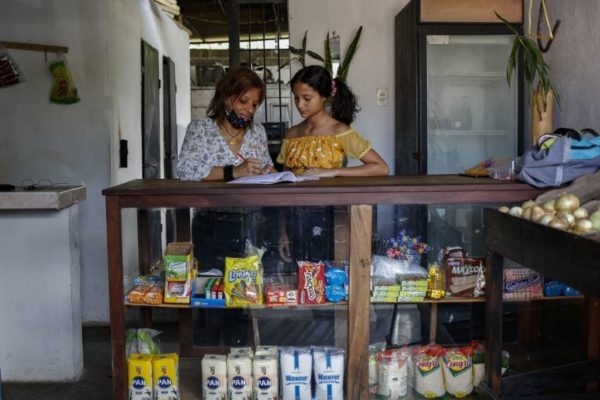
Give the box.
[49,58,80,104]
[372,255,427,285]
[0,48,25,88]
[125,328,161,357]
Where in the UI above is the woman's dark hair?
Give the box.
[207,66,266,123]
[290,65,359,125]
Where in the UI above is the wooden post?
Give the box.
[485,251,504,395]
[106,197,127,400]
[347,205,372,399]
[587,296,600,391]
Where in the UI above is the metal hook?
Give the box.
[537,1,561,53]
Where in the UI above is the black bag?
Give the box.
[517,128,600,188]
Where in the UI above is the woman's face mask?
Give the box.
[226,110,252,129]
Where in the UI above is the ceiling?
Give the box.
[178,0,289,43]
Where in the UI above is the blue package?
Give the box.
[325,285,347,303]
[543,280,563,297]
[325,267,348,286]
[562,286,581,296]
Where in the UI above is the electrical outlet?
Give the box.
[376,88,388,106]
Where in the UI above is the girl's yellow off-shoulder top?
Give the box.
[276,129,371,174]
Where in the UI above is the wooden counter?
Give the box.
[103,176,541,400]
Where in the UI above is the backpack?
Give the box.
[517,128,600,188]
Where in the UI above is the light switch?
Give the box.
[376,88,388,106]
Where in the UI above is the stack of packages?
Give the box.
[126,275,164,305]
[370,341,509,399]
[503,259,543,300]
[128,353,179,400]
[164,242,196,304]
[371,255,428,303]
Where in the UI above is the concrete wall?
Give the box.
[543,1,600,130]
[289,0,411,173]
[0,0,190,323]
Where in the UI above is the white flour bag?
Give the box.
[253,354,279,400]
[441,347,473,398]
[227,354,253,400]
[414,345,445,398]
[377,348,409,399]
[313,347,345,400]
[202,354,227,400]
[280,347,312,400]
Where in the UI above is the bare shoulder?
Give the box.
[285,124,303,139]
[332,121,352,134]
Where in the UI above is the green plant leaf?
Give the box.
[302,30,308,53]
[494,11,519,35]
[289,46,301,56]
[324,31,333,75]
[306,50,324,62]
[337,25,363,81]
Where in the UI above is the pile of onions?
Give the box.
[499,193,599,234]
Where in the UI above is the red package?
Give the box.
[298,261,326,304]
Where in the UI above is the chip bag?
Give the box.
[49,58,80,104]
[224,255,263,306]
[298,261,326,304]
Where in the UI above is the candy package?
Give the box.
[298,261,326,304]
[49,58,80,104]
[0,48,25,88]
[224,255,263,306]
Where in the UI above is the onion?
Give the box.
[541,199,556,212]
[590,211,600,231]
[555,193,580,212]
[499,206,510,213]
[539,214,554,226]
[556,211,575,227]
[522,200,536,209]
[574,219,594,233]
[522,206,533,220]
[530,206,546,223]
[548,218,569,230]
[573,207,589,219]
[509,206,523,217]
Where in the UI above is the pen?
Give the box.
[237,153,246,162]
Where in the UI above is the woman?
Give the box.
[278,65,389,262]
[177,67,273,346]
[177,66,274,182]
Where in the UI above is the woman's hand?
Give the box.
[278,230,292,263]
[302,167,338,178]
[261,164,275,174]
[233,158,263,177]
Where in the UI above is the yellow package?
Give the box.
[224,255,263,306]
[49,59,80,104]
[128,354,154,400]
[153,353,179,400]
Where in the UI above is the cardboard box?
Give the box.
[164,242,193,281]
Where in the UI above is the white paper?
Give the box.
[228,171,319,185]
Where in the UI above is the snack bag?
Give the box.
[0,48,25,88]
[49,58,80,104]
[298,261,326,304]
[224,255,263,306]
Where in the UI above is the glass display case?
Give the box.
[103,176,541,399]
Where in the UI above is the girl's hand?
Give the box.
[278,231,292,263]
[302,167,338,177]
[233,158,262,177]
[261,164,275,174]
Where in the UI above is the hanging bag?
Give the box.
[517,128,600,188]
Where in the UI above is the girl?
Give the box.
[277,65,389,261]
[276,65,388,177]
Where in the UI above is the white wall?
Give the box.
[0,0,190,323]
[289,0,410,172]
[0,0,111,323]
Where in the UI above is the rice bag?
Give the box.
[441,347,473,398]
[414,345,445,398]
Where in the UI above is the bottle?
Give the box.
[427,263,445,299]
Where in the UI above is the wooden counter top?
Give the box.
[102,175,541,208]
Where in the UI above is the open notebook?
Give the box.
[228,171,320,184]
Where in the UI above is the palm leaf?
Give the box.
[307,50,324,62]
[324,31,333,75]
[337,25,363,81]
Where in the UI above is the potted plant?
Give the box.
[495,11,561,143]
